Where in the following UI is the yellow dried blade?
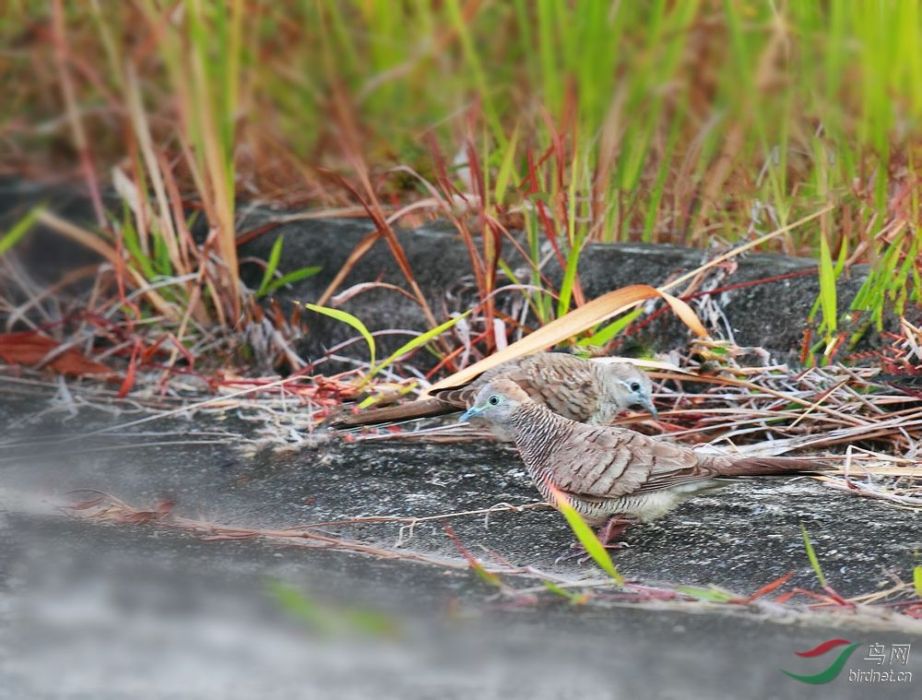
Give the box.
[427,284,707,394]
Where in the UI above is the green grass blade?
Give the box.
[914,565,922,598]
[304,303,375,368]
[119,208,155,281]
[469,559,504,588]
[800,522,828,588]
[577,308,643,347]
[357,381,418,410]
[818,230,837,342]
[493,125,519,205]
[268,580,330,633]
[269,579,398,637]
[264,265,322,296]
[152,225,173,277]
[548,485,624,586]
[444,0,503,145]
[367,312,469,381]
[339,608,401,638]
[542,581,584,603]
[0,206,42,256]
[257,235,285,297]
[556,240,583,318]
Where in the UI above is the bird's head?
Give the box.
[459,378,532,425]
[601,362,657,418]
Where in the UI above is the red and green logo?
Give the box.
[782,638,861,684]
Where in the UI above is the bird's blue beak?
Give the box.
[459,405,484,422]
[640,398,659,420]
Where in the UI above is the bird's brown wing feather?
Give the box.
[340,353,602,428]
[428,355,537,403]
[548,423,711,498]
[508,355,599,422]
[435,352,601,422]
[345,354,563,427]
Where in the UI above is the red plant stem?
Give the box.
[425,330,491,379]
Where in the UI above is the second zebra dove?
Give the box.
[331,352,656,429]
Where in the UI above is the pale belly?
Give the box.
[535,476,725,526]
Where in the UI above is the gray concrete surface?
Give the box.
[1,382,919,699]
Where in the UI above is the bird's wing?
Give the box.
[427,386,474,409]
[549,425,716,498]
[443,353,599,420]
[429,355,537,405]
[430,355,584,407]
[512,355,598,420]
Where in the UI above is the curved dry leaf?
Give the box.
[426,284,708,394]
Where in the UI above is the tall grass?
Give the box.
[2,1,920,359]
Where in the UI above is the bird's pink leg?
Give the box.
[597,515,637,548]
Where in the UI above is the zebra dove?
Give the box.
[331,352,656,429]
[460,377,829,541]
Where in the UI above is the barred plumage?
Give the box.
[464,378,830,532]
[330,352,656,429]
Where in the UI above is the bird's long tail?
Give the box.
[327,398,456,428]
[715,455,832,477]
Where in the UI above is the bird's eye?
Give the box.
[488,395,500,406]
[630,382,641,392]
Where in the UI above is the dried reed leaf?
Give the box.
[427,284,707,393]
